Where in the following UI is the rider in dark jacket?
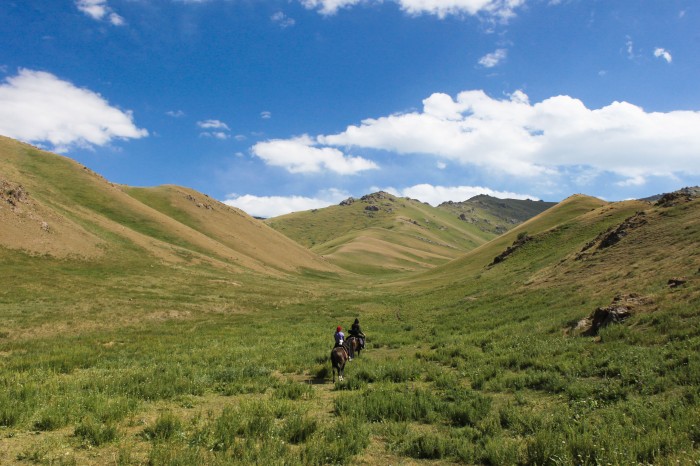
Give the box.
[348,318,365,349]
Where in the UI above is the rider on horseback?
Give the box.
[348,318,365,350]
[334,326,345,348]
[335,325,354,360]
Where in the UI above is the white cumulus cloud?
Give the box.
[654,47,672,63]
[224,188,349,218]
[0,69,147,152]
[251,134,379,175]
[75,0,125,25]
[316,89,700,181]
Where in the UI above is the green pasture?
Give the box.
[1,240,699,464]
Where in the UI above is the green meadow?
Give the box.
[1,138,700,464]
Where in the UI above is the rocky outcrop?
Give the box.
[570,293,653,337]
[598,212,647,249]
[1,180,30,209]
[655,186,700,207]
[185,193,213,210]
[668,277,687,288]
[576,212,647,259]
[490,233,532,266]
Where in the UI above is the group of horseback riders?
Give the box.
[334,318,365,360]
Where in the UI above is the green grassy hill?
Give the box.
[1,135,699,464]
[265,191,546,275]
[361,192,699,464]
[437,194,556,235]
[0,136,340,277]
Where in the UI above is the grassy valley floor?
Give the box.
[1,239,699,464]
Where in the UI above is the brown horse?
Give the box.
[347,336,363,358]
[330,345,349,382]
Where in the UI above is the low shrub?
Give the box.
[142,411,183,442]
[282,415,317,444]
[274,381,314,400]
[74,417,118,447]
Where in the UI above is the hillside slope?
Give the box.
[437,194,556,235]
[363,190,700,465]
[265,192,546,275]
[0,136,340,277]
[404,189,698,305]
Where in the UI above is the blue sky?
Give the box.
[1,0,699,217]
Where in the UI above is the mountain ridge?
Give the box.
[265,190,556,275]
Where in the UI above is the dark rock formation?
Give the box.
[571,293,653,337]
[490,233,532,266]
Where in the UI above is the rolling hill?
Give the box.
[0,136,340,277]
[265,191,554,275]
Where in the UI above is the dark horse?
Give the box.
[330,345,349,382]
[346,336,363,358]
[330,337,364,382]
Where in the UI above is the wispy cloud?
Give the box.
[271,11,296,28]
[75,0,125,26]
[300,0,362,16]
[300,0,526,19]
[0,69,147,152]
[478,48,507,68]
[261,111,272,119]
[201,131,229,140]
[654,47,672,63]
[166,110,185,118]
[616,175,646,187]
[197,119,231,139]
[625,37,636,60]
[197,119,230,130]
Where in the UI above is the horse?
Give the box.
[346,335,363,359]
[330,345,349,382]
[330,337,366,382]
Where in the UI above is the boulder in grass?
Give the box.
[571,293,653,337]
